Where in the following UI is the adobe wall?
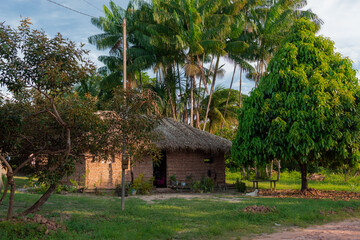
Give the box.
[83,155,153,190]
[62,161,86,186]
[166,151,225,185]
[62,151,226,189]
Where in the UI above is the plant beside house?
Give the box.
[235,178,246,193]
[170,174,178,186]
[129,174,154,195]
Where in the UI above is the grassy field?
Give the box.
[1,191,360,240]
[0,172,359,239]
[226,170,360,192]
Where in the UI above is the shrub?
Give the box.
[130,174,154,194]
[235,178,246,193]
[191,177,214,193]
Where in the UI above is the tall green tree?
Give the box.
[0,19,100,218]
[245,0,322,85]
[232,18,360,191]
[201,86,239,133]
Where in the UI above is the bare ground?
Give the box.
[131,193,243,204]
[248,219,360,240]
[131,193,360,240]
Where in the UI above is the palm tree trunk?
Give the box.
[139,71,142,89]
[221,64,236,131]
[167,87,176,119]
[239,67,243,108]
[177,63,183,121]
[203,55,220,131]
[197,55,208,93]
[184,76,189,124]
[190,76,194,127]
[195,95,201,129]
[203,55,214,101]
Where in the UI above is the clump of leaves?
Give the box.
[130,174,154,194]
[235,178,246,193]
[191,177,214,192]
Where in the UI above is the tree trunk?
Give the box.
[167,85,176,119]
[255,165,258,179]
[139,71,142,89]
[0,155,15,219]
[195,95,201,129]
[177,63,182,97]
[121,168,126,210]
[265,164,269,177]
[221,64,236,131]
[239,67,243,108]
[190,76,194,127]
[242,164,246,179]
[7,175,15,219]
[22,184,56,216]
[0,182,8,205]
[0,161,3,192]
[197,54,208,93]
[270,160,273,179]
[276,159,281,181]
[300,162,308,191]
[203,55,220,131]
[121,136,127,211]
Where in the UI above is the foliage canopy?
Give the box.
[232,18,360,190]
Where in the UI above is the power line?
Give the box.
[82,0,103,13]
[46,0,96,18]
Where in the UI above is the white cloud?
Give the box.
[1,0,359,96]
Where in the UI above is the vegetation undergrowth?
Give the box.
[1,187,360,239]
[226,170,360,192]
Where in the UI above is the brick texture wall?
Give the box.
[62,150,226,189]
[166,151,225,185]
[64,155,153,190]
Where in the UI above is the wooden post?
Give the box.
[121,17,127,211]
[123,18,127,90]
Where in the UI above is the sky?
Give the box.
[1,0,360,96]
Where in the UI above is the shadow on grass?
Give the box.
[1,192,360,240]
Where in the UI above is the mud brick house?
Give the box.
[63,118,231,190]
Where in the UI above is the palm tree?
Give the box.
[201,86,239,133]
[153,0,226,127]
[245,0,322,85]
[89,0,160,90]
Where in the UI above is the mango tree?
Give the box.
[232,18,360,191]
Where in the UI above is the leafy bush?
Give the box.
[26,181,77,194]
[191,177,214,193]
[235,178,246,193]
[130,174,154,194]
[0,220,46,239]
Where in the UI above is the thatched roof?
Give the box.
[154,118,232,154]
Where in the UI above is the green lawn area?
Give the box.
[226,170,360,192]
[0,173,360,239]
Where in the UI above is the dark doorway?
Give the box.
[153,151,167,188]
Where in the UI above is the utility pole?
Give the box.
[121,17,127,211]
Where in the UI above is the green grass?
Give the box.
[226,170,360,192]
[0,190,360,239]
[0,173,360,239]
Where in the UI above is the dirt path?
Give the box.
[132,193,243,204]
[249,219,360,240]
